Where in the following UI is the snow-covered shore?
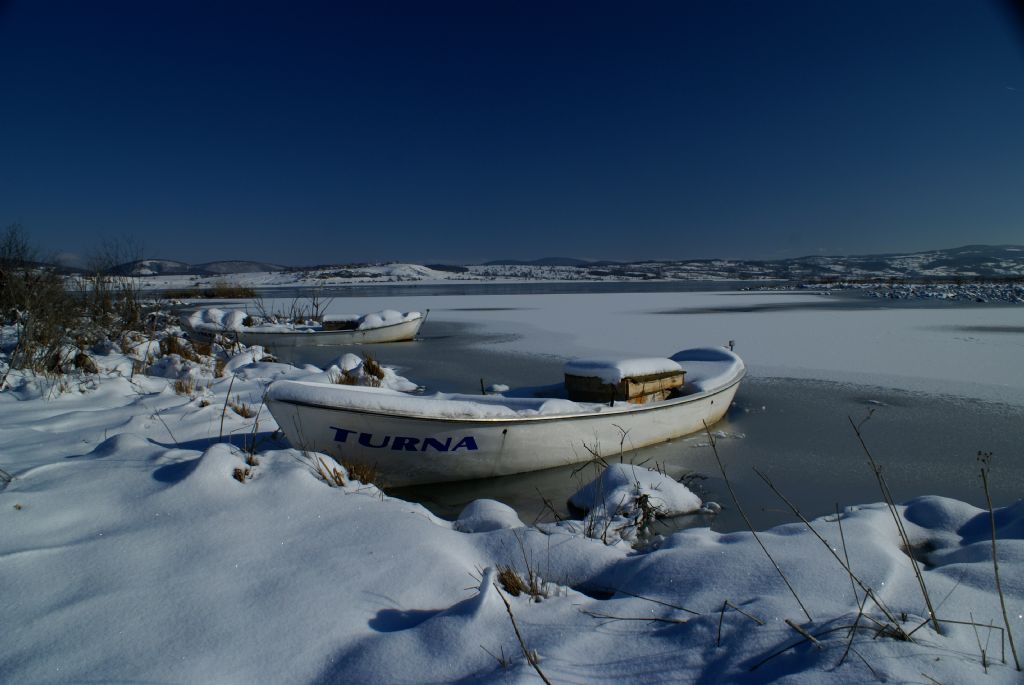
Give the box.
[2,292,1023,683]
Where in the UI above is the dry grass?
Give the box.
[326,355,384,388]
[162,287,198,299]
[328,368,360,385]
[229,396,257,418]
[232,466,252,483]
[362,353,385,380]
[211,280,257,299]
[312,456,347,487]
[174,376,197,396]
[160,335,187,357]
[496,565,529,597]
[165,281,257,299]
[309,454,380,488]
[161,335,205,364]
[343,459,379,486]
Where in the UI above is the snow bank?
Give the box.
[569,463,703,516]
[3,339,1024,684]
[455,499,526,533]
[556,464,704,546]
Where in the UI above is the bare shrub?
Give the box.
[79,237,146,338]
[192,340,213,356]
[0,224,81,374]
[160,335,205,364]
[164,281,256,299]
[210,280,256,299]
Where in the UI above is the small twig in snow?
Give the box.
[979,451,1021,671]
[706,423,812,622]
[494,583,553,685]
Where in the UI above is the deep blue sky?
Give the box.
[1,1,1022,266]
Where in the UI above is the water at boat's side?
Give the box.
[266,319,1024,534]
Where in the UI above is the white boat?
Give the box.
[183,308,425,348]
[266,347,745,486]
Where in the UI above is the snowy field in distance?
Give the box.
[253,290,1024,406]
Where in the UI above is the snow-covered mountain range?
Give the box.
[117,244,1023,282]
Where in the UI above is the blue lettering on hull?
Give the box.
[331,426,478,452]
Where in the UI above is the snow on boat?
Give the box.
[266,347,745,486]
[183,308,425,347]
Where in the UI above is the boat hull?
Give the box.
[233,316,423,348]
[267,377,741,486]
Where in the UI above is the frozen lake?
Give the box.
[250,289,1024,532]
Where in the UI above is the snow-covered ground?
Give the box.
[2,290,1023,683]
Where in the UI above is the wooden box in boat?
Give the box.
[565,369,685,404]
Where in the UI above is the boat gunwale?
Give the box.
[238,314,423,337]
[269,368,745,425]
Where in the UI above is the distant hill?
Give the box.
[78,245,1023,282]
[775,245,1024,280]
[193,261,285,275]
[481,257,596,267]
[112,259,285,276]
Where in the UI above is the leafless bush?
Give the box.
[0,224,81,374]
[78,237,146,338]
[210,280,256,299]
[161,335,205,364]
